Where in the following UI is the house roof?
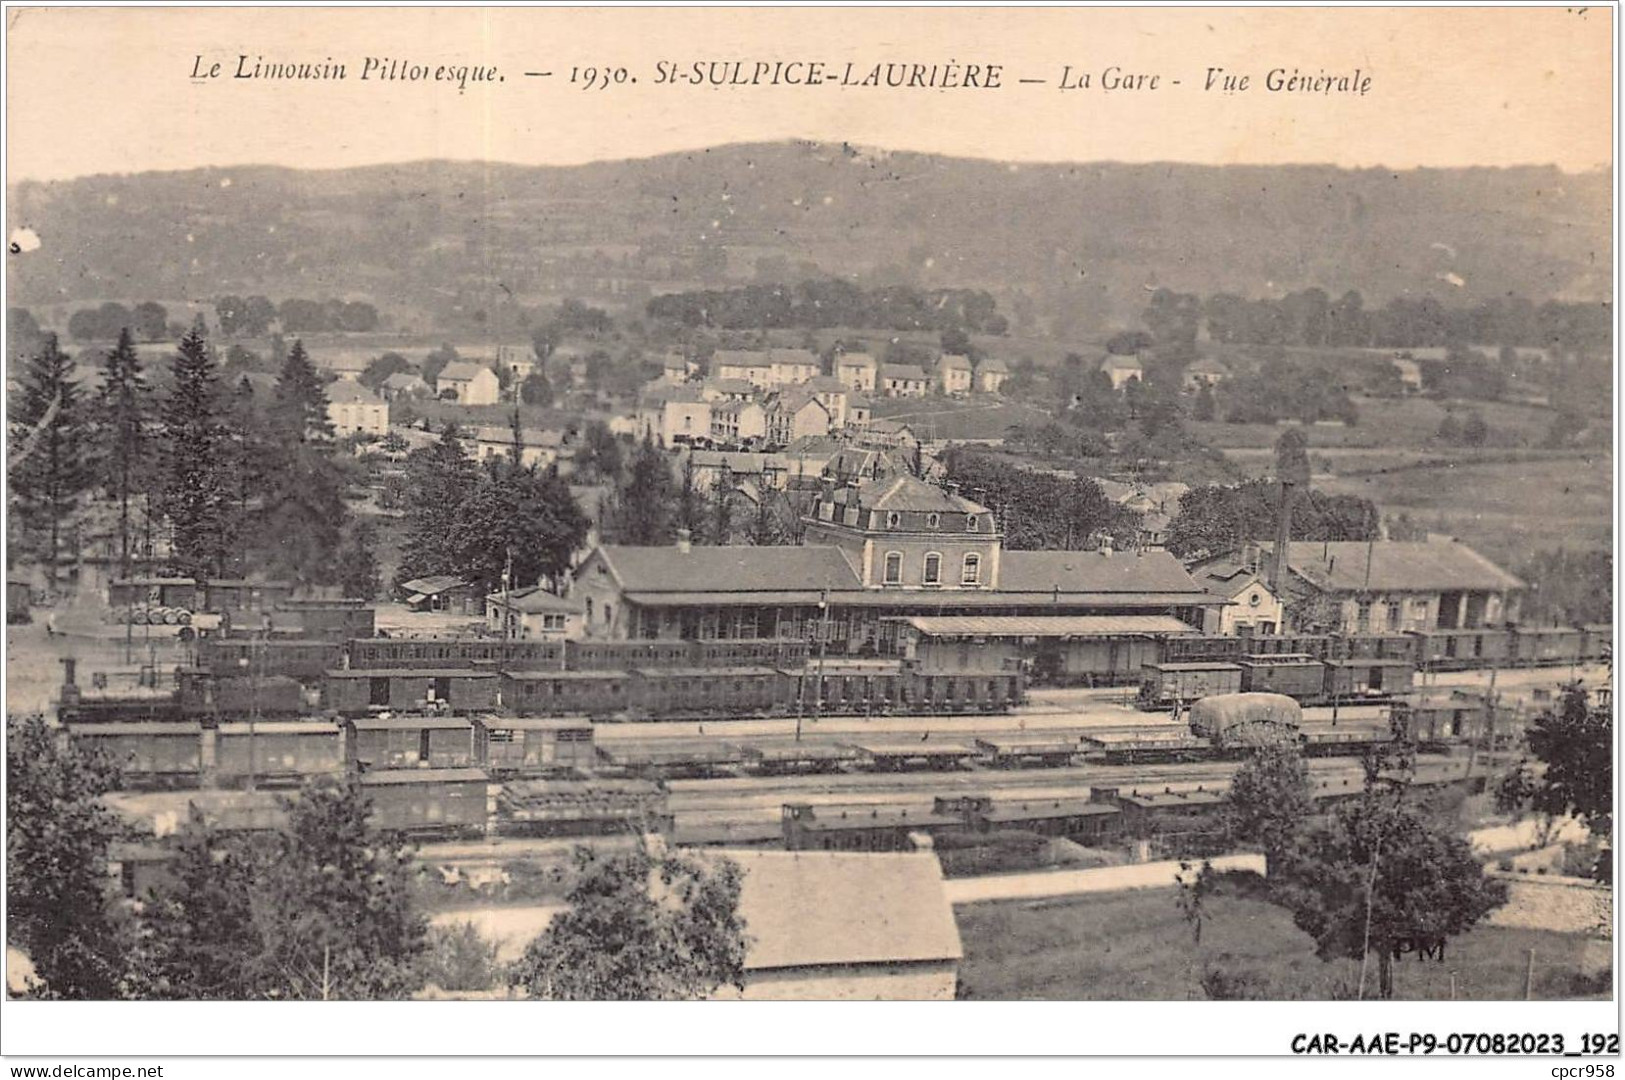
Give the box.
[471,426,565,448]
[324,380,384,405]
[938,353,973,371]
[588,545,863,594]
[803,375,846,393]
[382,372,427,389]
[851,474,990,515]
[866,418,916,436]
[880,363,931,381]
[702,377,757,397]
[712,350,773,371]
[1100,355,1144,372]
[768,347,820,368]
[848,393,873,409]
[488,586,581,614]
[998,549,1208,596]
[719,849,963,971]
[1259,539,1524,594]
[640,385,706,406]
[1185,357,1231,376]
[975,357,1010,374]
[837,352,878,369]
[438,361,492,383]
[659,353,689,370]
[400,574,470,595]
[688,450,786,473]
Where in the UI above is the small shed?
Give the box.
[399,575,484,616]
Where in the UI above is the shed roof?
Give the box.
[588,545,862,594]
[722,849,962,969]
[328,668,498,679]
[998,549,1207,596]
[216,721,340,735]
[898,614,1196,638]
[400,575,470,596]
[350,716,473,730]
[1261,540,1524,594]
[473,716,593,731]
[487,586,580,614]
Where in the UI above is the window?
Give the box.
[883,551,903,585]
[923,552,942,586]
[966,515,979,531]
[961,553,981,585]
[926,513,940,528]
[1356,599,1372,633]
[886,511,901,529]
[585,598,594,622]
[1385,601,1402,629]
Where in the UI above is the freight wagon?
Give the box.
[905,671,1024,714]
[1237,655,1325,699]
[321,669,500,714]
[472,716,597,774]
[348,715,476,770]
[1509,627,1589,668]
[361,768,489,837]
[791,661,906,714]
[1140,662,1244,707]
[1322,659,1415,700]
[214,721,345,787]
[175,670,307,721]
[67,722,204,788]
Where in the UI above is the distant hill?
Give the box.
[7,142,1611,335]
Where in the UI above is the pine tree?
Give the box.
[710,476,736,544]
[337,521,382,600]
[271,339,333,444]
[160,326,231,577]
[9,333,92,582]
[609,434,677,545]
[397,424,478,583]
[94,328,152,577]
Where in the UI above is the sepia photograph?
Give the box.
[0,2,1617,1065]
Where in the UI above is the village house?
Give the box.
[879,363,931,398]
[858,418,919,454]
[711,847,962,1000]
[1192,556,1286,635]
[657,352,694,384]
[469,426,569,470]
[709,399,769,445]
[380,371,431,401]
[1182,357,1231,391]
[836,352,879,393]
[1100,354,1144,391]
[698,377,759,404]
[435,361,501,406]
[935,354,973,397]
[1197,538,1525,635]
[767,348,821,387]
[325,380,389,438]
[494,344,536,384]
[973,356,1009,394]
[637,385,712,448]
[711,350,776,388]
[764,389,832,446]
[803,375,849,427]
[485,586,582,640]
[682,449,791,493]
[1391,355,1425,393]
[847,393,873,428]
[568,473,1220,650]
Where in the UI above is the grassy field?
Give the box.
[955,877,1610,1001]
[1191,395,1562,451]
[868,398,1054,441]
[1315,452,1612,568]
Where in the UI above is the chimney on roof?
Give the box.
[676,528,692,555]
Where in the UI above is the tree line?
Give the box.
[939,448,1144,551]
[217,295,380,337]
[9,322,372,591]
[647,280,1009,334]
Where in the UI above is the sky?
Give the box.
[5,6,1615,183]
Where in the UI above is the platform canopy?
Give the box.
[896,614,1197,638]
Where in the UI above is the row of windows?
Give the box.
[882,511,980,532]
[881,551,981,586]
